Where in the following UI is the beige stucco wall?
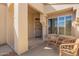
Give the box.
[7,4,14,48]
[40,14,47,40]
[14,3,46,54]
[14,3,28,55]
[6,3,46,55]
[28,6,40,39]
[74,18,79,38]
[28,3,47,41]
[0,4,7,45]
[29,3,45,14]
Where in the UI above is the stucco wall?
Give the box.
[74,18,79,38]
[14,3,28,55]
[0,4,7,45]
[28,6,40,39]
[28,3,48,41]
[29,3,45,14]
[40,14,47,41]
[7,4,14,48]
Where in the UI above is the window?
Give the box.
[48,19,52,34]
[48,18,57,34]
[58,16,65,35]
[66,16,72,35]
[52,18,57,34]
[48,15,72,35]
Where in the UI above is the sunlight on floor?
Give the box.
[43,47,52,50]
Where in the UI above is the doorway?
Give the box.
[28,5,43,50]
[34,18,42,38]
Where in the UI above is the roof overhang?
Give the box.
[47,7,76,18]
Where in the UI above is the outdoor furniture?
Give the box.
[56,36,65,47]
[62,38,76,44]
[59,38,79,56]
[47,35,76,47]
[47,34,59,46]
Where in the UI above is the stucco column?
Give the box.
[40,14,47,41]
[14,3,28,55]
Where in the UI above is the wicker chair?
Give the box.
[59,38,79,56]
[47,34,59,46]
[56,37,65,47]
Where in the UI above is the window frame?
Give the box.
[48,14,73,36]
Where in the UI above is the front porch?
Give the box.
[0,3,79,56]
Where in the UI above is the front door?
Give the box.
[35,18,42,38]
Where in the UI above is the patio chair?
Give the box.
[59,38,79,56]
[47,34,59,46]
[62,38,76,44]
[56,36,65,47]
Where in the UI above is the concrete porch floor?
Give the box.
[28,38,44,50]
[0,38,59,56]
[21,38,59,56]
[22,41,59,56]
[0,44,17,56]
[2,38,79,56]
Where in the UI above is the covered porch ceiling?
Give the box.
[47,7,76,18]
[44,3,78,15]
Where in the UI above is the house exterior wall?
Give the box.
[46,4,79,38]
[1,3,79,55]
[16,3,47,54]
[14,3,28,55]
[28,6,40,39]
[0,4,7,45]
[40,14,47,41]
[7,4,14,49]
[29,3,47,41]
[29,3,45,14]
[5,3,46,55]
